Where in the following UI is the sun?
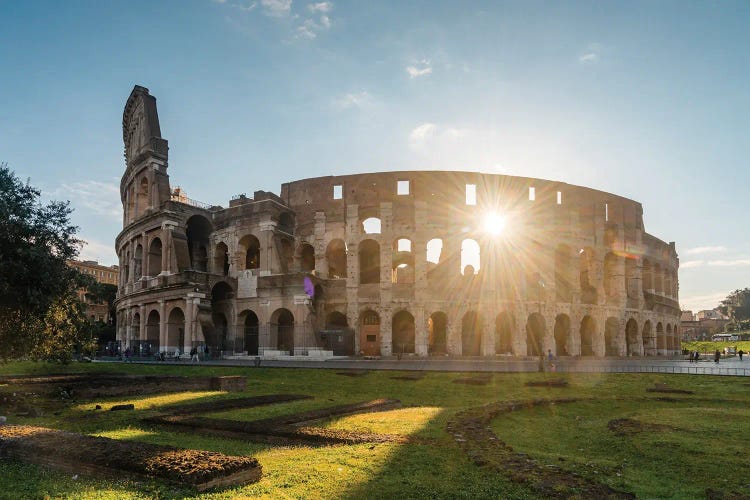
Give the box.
[482,212,506,236]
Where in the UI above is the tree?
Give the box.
[718,288,750,330]
[0,164,91,361]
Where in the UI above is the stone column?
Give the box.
[414,304,427,356]
[380,309,393,356]
[159,300,167,349]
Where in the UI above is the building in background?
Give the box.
[68,259,119,323]
[680,309,730,341]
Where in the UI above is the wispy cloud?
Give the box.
[212,0,257,11]
[410,122,437,143]
[260,0,291,17]
[294,3,333,39]
[707,259,750,267]
[308,1,331,12]
[684,245,727,255]
[333,91,373,110]
[579,43,602,64]
[49,181,121,220]
[680,260,704,269]
[406,60,432,78]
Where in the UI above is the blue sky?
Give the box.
[1,1,749,312]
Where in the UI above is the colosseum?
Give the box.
[115,85,681,360]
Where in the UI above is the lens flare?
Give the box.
[483,212,506,236]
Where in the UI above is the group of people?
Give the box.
[120,344,210,363]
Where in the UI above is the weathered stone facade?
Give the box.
[115,86,681,358]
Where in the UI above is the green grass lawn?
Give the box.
[1,362,749,499]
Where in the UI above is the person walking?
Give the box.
[124,346,131,363]
[714,349,721,363]
[190,346,199,363]
[174,347,181,361]
[739,349,744,361]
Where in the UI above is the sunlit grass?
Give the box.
[203,398,342,422]
[92,427,157,440]
[73,391,225,412]
[320,406,443,435]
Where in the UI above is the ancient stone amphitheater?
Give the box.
[115,86,681,360]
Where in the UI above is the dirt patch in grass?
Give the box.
[646,384,694,395]
[163,394,312,415]
[452,374,492,385]
[525,379,569,388]
[447,398,635,499]
[335,370,370,377]
[607,418,678,436]
[389,372,425,381]
[145,398,405,445]
[0,425,261,491]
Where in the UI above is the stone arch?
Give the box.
[131,311,141,348]
[326,239,347,279]
[392,310,416,355]
[359,239,380,284]
[392,238,415,284]
[656,322,665,353]
[214,242,229,276]
[625,257,639,301]
[360,309,380,356]
[271,308,294,354]
[148,238,162,276]
[554,314,571,356]
[298,243,315,273]
[426,238,443,265]
[429,311,448,355]
[580,315,596,356]
[210,281,233,353]
[555,244,572,303]
[134,244,143,280]
[166,307,185,351]
[145,309,160,352]
[526,313,545,357]
[362,217,381,234]
[579,247,597,304]
[241,310,259,355]
[462,311,483,356]
[626,318,639,356]
[666,323,673,350]
[642,320,655,356]
[605,317,620,356]
[495,311,513,355]
[461,239,480,275]
[239,234,260,271]
[186,215,212,272]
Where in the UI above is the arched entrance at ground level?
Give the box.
[272,309,294,354]
[242,311,259,355]
[554,314,571,356]
[666,324,673,351]
[360,310,380,356]
[324,311,354,356]
[495,312,513,354]
[145,310,160,353]
[131,312,141,349]
[429,312,447,355]
[526,313,545,357]
[605,318,620,356]
[656,322,665,354]
[392,311,415,355]
[626,318,639,356]
[462,311,482,356]
[166,308,185,351]
[642,320,655,356]
[580,316,596,356]
[212,312,228,354]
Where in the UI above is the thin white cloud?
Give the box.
[320,14,331,28]
[707,259,750,267]
[579,52,598,64]
[406,62,432,78]
[409,122,471,148]
[212,0,257,10]
[684,245,727,255]
[308,1,331,12]
[680,260,704,269]
[78,237,118,266]
[261,0,291,17]
[410,123,437,143]
[50,181,121,220]
[333,91,373,110]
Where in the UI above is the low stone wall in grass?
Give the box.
[0,425,262,491]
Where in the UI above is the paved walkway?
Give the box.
[103,355,750,376]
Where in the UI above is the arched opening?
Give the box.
[167,308,185,352]
[362,217,381,234]
[495,312,513,354]
[580,315,596,356]
[326,239,347,279]
[526,313,545,357]
[148,238,162,276]
[461,239,480,275]
[604,252,619,302]
[272,308,294,354]
[426,238,443,265]
[134,244,143,280]
[360,310,380,356]
[145,310,160,353]
[186,215,212,272]
[555,245,572,302]
[278,212,294,234]
[138,177,149,217]
[656,322,665,353]
[214,242,229,276]
[642,320,655,356]
[212,312,228,355]
[131,312,141,353]
[666,323,673,350]
[392,310,415,355]
[392,238,415,284]
[242,310,259,355]
[579,248,597,304]
[605,317,620,356]
[462,311,482,356]
[554,314,571,356]
[428,312,447,355]
[359,239,380,284]
[210,281,233,354]
[239,234,260,271]
[626,318,639,356]
[642,259,653,292]
[299,243,315,273]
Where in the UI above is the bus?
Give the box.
[712,333,739,342]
